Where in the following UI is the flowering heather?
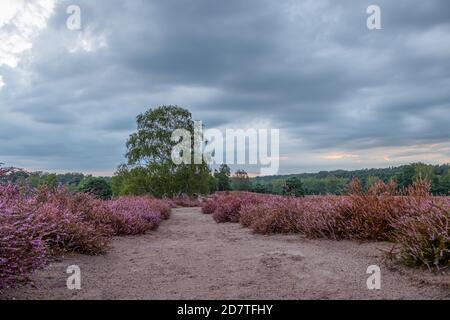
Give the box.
[106,197,164,235]
[240,196,298,234]
[289,196,349,239]
[150,199,172,220]
[201,196,218,214]
[0,171,171,289]
[0,185,48,287]
[171,195,202,208]
[33,187,113,255]
[211,193,261,223]
[203,180,450,269]
[392,202,449,270]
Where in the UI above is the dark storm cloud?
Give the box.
[0,0,449,173]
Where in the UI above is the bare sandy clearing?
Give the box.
[2,207,449,300]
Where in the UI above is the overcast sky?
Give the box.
[0,0,449,176]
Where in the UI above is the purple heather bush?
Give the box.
[106,196,165,235]
[0,169,171,289]
[202,180,450,269]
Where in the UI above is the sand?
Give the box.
[2,207,449,300]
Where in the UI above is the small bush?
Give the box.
[290,196,346,239]
[211,193,258,223]
[149,198,172,220]
[201,197,218,214]
[0,169,172,289]
[78,177,112,200]
[207,180,450,270]
[333,196,405,241]
[392,203,449,270]
[240,197,298,234]
[33,187,113,255]
[106,197,163,235]
[172,195,201,207]
[0,194,48,288]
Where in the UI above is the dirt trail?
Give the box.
[3,207,449,300]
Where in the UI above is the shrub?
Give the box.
[150,198,171,220]
[106,197,163,235]
[78,177,112,200]
[283,177,305,197]
[207,180,450,269]
[212,194,243,223]
[290,196,346,239]
[0,169,171,289]
[240,197,298,234]
[33,187,113,255]
[211,193,260,223]
[0,186,48,288]
[392,202,449,270]
[172,195,201,207]
[201,197,218,214]
[333,195,405,240]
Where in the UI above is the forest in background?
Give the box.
[2,162,449,198]
[251,163,450,195]
[1,105,448,198]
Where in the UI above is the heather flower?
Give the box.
[206,181,450,269]
[0,168,172,289]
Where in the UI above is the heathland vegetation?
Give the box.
[0,166,171,289]
[5,160,449,200]
[202,180,450,270]
[1,105,449,291]
[251,163,450,196]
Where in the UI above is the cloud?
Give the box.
[68,27,108,53]
[0,0,56,68]
[322,154,360,161]
[0,0,449,174]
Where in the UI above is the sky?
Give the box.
[0,0,449,176]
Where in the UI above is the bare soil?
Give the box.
[2,207,449,300]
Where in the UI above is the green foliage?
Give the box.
[113,105,212,197]
[78,177,112,200]
[3,171,86,191]
[251,163,450,196]
[252,182,266,193]
[232,169,251,191]
[126,105,193,166]
[214,164,232,191]
[413,163,436,182]
[271,179,286,194]
[437,171,450,195]
[365,175,381,191]
[283,176,305,197]
[396,163,443,194]
[395,165,416,189]
[111,166,152,196]
[42,173,58,188]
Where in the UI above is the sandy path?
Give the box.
[2,207,449,300]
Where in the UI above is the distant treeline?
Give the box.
[4,106,448,199]
[1,170,113,200]
[3,162,449,199]
[251,163,450,196]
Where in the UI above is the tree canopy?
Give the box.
[232,169,251,191]
[283,176,305,197]
[112,105,213,197]
[214,164,232,191]
[78,177,112,200]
